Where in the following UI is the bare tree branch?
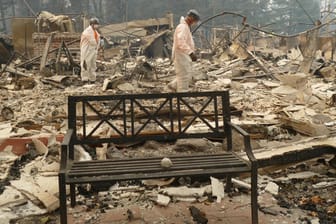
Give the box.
[244,18,336,38]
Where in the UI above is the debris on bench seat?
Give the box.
[160,157,173,168]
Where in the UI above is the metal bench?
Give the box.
[58,91,259,224]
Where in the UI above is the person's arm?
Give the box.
[189,52,197,61]
[175,24,194,55]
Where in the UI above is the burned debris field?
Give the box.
[1,1,336,224]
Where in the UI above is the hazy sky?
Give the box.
[321,0,335,10]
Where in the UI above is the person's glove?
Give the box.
[189,52,197,62]
[83,60,87,70]
[99,36,105,49]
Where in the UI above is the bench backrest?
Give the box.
[67,91,231,146]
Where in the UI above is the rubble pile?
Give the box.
[259,158,336,223]
[1,13,336,224]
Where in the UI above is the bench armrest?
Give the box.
[59,129,74,173]
[227,121,257,164]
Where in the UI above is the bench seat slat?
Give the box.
[70,157,247,169]
[70,153,248,170]
[67,154,250,179]
[68,161,248,176]
[71,155,246,169]
[73,153,239,164]
[66,166,251,184]
[70,159,245,171]
[71,153,245,165]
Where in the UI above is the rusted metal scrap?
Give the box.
[1,107,14,121]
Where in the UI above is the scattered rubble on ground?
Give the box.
[0,10,336,224]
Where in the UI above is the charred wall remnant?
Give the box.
[35,11,75,33]
[143,30,172,58]
[32,32,80,57]
[0,34,13,64]
[11,17,36,57]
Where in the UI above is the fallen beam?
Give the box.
[16,38,80,68]
[245,137,336,168]
[40,32,55,72]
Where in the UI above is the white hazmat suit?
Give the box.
[80,25,100,82]
[169,17,195,92]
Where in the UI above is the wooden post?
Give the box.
[40,32,55,72]
[0,4,6,32]
[11,0,15,17]
[298,21,321,74]
[332,36,336,61]
[166,12,174,29]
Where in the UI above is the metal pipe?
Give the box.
[192,11,246,34]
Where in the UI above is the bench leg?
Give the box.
[58,173,67,224]
[70,184,76,207]
[225,175,233,192]
[251,167,259,224]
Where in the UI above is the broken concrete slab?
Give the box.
[156,194,171,206]
[275,73,308,89]
[0,146,18,181]
[0,145,17,163]
[22,158,59,176]
[32,138,49,156]
[0,201,47,224]
[161,185,211,198]
[271,85,299,96]
[261,80,281,88]
[0,123,12,137]
[210,177,224,203]
[10,175,59,212]
[264,182,279,196]
[0,186,26,208]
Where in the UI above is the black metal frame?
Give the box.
[68,91,228,144]
[58,91,259,224]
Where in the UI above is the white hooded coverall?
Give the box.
[80,25,100,82]
[170,16,195,92]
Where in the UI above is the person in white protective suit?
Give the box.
[80,17,101,83]
[168,9,200,92]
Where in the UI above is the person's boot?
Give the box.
[167,82,176,92]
